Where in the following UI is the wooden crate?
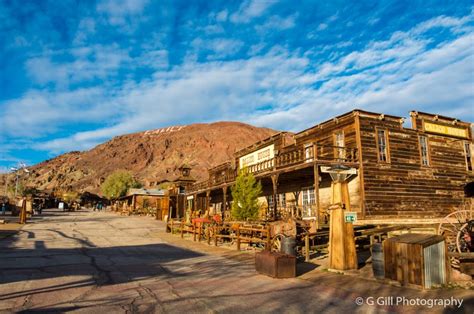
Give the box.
[383,234,449,289]
[255,250,296,278]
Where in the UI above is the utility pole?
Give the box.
[14,172,20,198]
[12,163,29,198]
[3,175,7,197]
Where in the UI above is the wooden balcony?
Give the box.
[188,144,358,193]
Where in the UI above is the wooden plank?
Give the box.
[354,113,366,219]
[460,263,474,275]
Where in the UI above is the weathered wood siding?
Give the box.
[296,115,360,212]
[359,115,473,219]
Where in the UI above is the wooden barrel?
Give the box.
[371,243,384,279]
[281,236,297,256]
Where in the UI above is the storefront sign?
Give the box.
[424,122,469,138]
[239,144,275,168]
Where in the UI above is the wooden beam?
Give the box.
[222,185,227,222]
[354,112,366,219]
[313,163,320,228]
[205,190,210,214]
[271,174,279,220]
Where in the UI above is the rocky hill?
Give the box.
[21,122,277,194]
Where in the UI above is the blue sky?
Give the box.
[0,0,473,171]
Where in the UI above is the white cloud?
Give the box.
[73,18,96,45]
[3,11,473,158]
[230,0,276,23]
[216,10,228,22]
[317,23,328,31]
[191,38,244,59]
[97,0,149,24]
[25,44,131,87]
[1,87,123,138]
[255,14,297,32]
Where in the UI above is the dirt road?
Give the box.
[0,209,471,313]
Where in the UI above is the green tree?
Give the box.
[62,191,79,203]
[231,168,262,220]
[101,170,141,199]
[7,183,37,197]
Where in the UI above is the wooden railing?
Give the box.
[188,144,358,193]
[167,220,271,250]
[209,170,236,186]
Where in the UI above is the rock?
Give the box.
[451,268,473,281]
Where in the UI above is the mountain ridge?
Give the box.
[20,121,278,194]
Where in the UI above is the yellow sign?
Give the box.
[239,144,275,168]
[424,122,469,138]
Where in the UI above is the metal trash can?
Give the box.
[281,236,296,256]
[371,243,384,279]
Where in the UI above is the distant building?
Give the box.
[117,188,169,220]
[139,164,196,219]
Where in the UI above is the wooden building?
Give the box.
[146,165,196,219]
[187,110,473,225]
[116,188,169,220]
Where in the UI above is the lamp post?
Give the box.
[321,164,358,271]
[12,164,29,198]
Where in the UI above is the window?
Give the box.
[334,131,345,160]
[301,188,315,205]
[268,194,286,208]
[305,144,313,162]
[301,187,315,218]
[277,193,286,208]
[419,136,430,166]
[268,195,274,209]
[465,142,473,171]
[376,129,390,162]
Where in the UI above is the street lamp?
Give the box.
[321,164,358,271]
[11,164,30,198]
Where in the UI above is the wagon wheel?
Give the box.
[438,209,474,268]
[438,209,474,253]
[456,222,473,253]
[271,234,283,252]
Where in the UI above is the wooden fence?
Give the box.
[167,220,412,262]
[168,220,271,251]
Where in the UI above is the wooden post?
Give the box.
[193,222,196,241]
[266,225,271,251]
[214,225,218,246]
[205,190,210,215]
[206,224,211,245]
[271,174,279,220]
[236,224,241,251]
[305,233,310,262]
[169,199,173,220]
[313,164,320,228]
[192,193,197,216]
[328,181,357,270]
[222,186,227,222]
[198,223,202,242]
[19,198,27,224]
[181,222,184,238]
[170,220,174,234]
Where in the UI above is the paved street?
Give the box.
[0,209,472,313]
